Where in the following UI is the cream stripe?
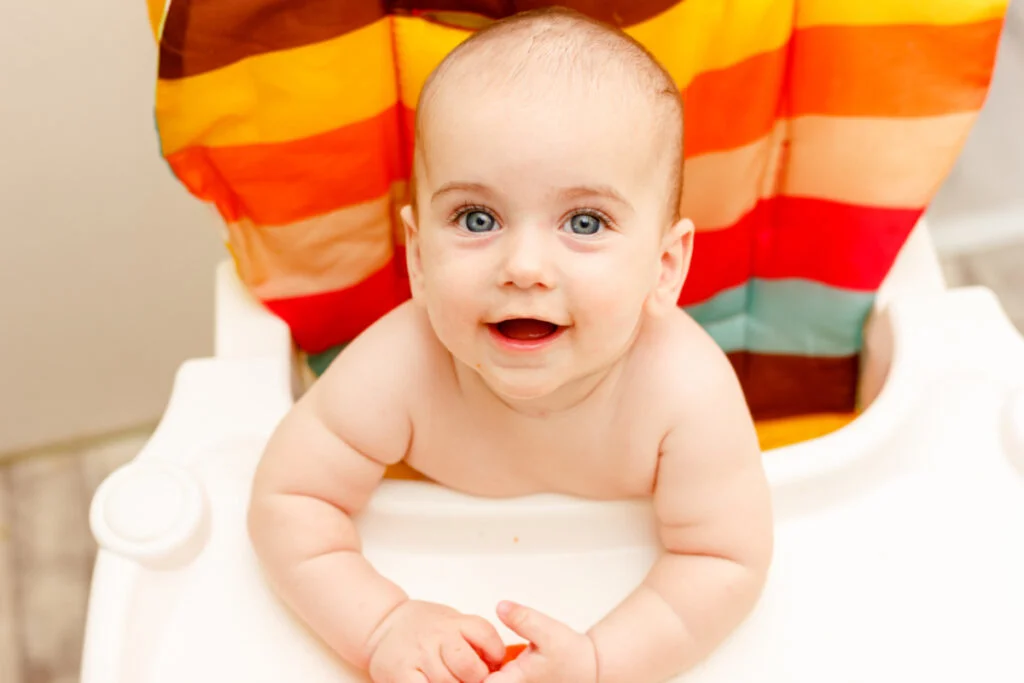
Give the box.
[783,112,981,208]
[230,192,396,301]
[682,122,785,230]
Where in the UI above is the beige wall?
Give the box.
[0,1,225,455]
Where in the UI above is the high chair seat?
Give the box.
[81,222,1024,682]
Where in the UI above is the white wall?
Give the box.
[927,1,1024,253]
[0,1,225,455]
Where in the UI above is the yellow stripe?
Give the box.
[395,0,794,109]
[157,2,795,153]
[796,0,1008,28]
[783,111,979,208]
[155,18,397,154]
[627,0,793,85]
[755,413,857,451]
[146,0,167,41]
[393,16,473,110]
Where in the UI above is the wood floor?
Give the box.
[0,244,1021,683]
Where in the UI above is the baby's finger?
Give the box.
[495,601,566,651]
[420,654,459,683]
[441,637,489,683]
[460,616,506,667]
[394,672,430,683]
[484,663,528,683]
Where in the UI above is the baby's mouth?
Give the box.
[490,318,562,341]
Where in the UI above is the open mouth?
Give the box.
[488,318,565,345]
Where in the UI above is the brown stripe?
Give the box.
[159,0,387,79]
[391,1,682,29]
[728,352,859,420]
[159,0,685,79]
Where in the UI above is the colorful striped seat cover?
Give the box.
[149,0,1007,428]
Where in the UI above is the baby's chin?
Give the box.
[477,366,572,407]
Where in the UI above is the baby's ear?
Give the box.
[647,217,694,316]
[400,204,425,301]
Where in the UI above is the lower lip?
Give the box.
[487,324,566,352]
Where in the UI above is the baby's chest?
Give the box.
[407,409,661,497]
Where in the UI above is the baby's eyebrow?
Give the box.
[559,185,633,212]
[431,181,493,202]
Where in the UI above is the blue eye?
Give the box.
[459,210,497,233]
[565,213,604,236]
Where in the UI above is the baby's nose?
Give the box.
[501,228,556,290]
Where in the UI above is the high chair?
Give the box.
[82,2,1024,681]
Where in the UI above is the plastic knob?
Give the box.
[90,460,207,568]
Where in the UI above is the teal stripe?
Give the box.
[307,343,347,377]
[683,279,875,357]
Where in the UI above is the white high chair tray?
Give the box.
[81,235,1024,682]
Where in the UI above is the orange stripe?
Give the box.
[166,106,404,225]
[684,19,1000,156]
[684,47,786,157]
[790,20,1004,117]
[226,190,401,301]
[167,109,975,230]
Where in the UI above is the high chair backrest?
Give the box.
[151,0,1007,421]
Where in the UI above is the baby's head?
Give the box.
[401,8,692,405]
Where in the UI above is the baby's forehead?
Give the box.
[423,21,669,110]
[413,11,683,214]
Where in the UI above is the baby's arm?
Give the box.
[246,321,413,669]
[586,347,774,682]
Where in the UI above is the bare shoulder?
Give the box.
[640,310,773,577]
[633,308,748,425]
[303,300,441,465]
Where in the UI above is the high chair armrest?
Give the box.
[89,355,293,565]
[83,353,294,682]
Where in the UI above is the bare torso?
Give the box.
[385,302,696,499]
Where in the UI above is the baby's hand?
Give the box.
[486,602,598,683]
[368,600,506,683]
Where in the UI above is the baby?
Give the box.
[248,8,773,683]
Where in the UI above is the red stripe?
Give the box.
[757,197,922,288]
[679,197,922,305]
[680,206,759,305]
[401,104,416,177]
[166,105,405,225]
[263,257,411,353]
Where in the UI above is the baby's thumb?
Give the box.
[496,601,560,649]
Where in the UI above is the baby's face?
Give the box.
[404,81,685,403]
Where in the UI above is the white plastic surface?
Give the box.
[81,232,1024,683]
[91,460,207,569]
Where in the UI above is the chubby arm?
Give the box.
[587,348,774,683]
[247,314,413,669]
